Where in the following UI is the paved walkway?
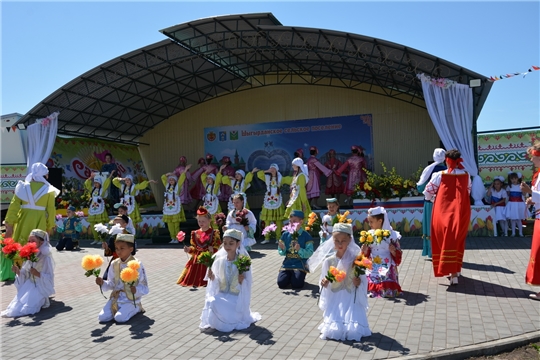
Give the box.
[1,236,539,360]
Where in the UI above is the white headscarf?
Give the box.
[16,162,60,198]
[417,148,446,186]
[307,224,359,273]
[292,157,309,182]
[367,206,401,239]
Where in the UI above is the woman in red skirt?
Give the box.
[521,142,540,300]
[177,207,221,287]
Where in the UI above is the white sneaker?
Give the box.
[169,239,177,244]
[261,240,270,245]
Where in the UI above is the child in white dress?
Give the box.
[200,229,261,332]
[307,223,371,341]
[505,172,526,237]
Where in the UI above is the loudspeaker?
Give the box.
[47,168,63,193]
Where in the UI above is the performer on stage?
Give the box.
[1,229,55,318]
[416,148,446,259]
[96,234,149,323]
[162,167,190,244]
[113,175,157,225]
[220,166,257,211]
[306,146,332,209]
[258,164,286,242]
[218,156,236,211]
[199,229,261,332]
[424,149,471,285]
[324,149,344,198]
[86,172,113,245]
[201,171,223,227]
[225,194,257,251]
[177,207,222,287]
[336,145,367,203]
[101,153,120,206]
[282,158,311,219]
[294,148,304,162]
[520,142,540,300]
[190,155,218,209]
[174,156,194,206]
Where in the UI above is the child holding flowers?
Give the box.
[225,193,257,251]
[86,172,113,245]
[1,229,55,318]
[318,198,341,243]
[200,229,261,332]
[360,206,403,298]
[161,167,191,244]
[177,207,222,287]
[56,205,82,251]
[307,223,371,341]
[95,233,148,323]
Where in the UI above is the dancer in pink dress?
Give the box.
[306,146,332,209]
[336,145,367,203]
[190,155,218,208]
[218,156,236,209]
[174,156,194,206]
[324,149,344,198]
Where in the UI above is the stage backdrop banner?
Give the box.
[49,136,157,209]
[204,114,374,175]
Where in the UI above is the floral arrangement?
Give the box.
[19,242,39,285]
[325,266,346,283]
[354,163,422,201]
[214,212,226,230]
[233,255,251,274]
[353,254,372,302]
[282,222,300,253]
[359,229,391,245]
[120,260,140,307]
[55,177,90,210]
[333,210,352,225]
[108,223,125,236]
[197,251,215,268]
[1,237,22,265]
[176,231,186,242]
[93,223,110,242]
[75,211,85,218]
[235,209,250,226]
[55,214,63,221]
[262,223,277,240]
[305,212,320,232]
[81,254,106,298]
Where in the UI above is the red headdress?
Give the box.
[196,206,209,216]
[221,156,231,163]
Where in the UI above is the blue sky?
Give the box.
[2,1,539,132]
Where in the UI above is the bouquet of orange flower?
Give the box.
[19,242,40,285]
[197,251,215,268]
[353,254,373,302]
[82,254,106,298]
[325,266,346,283]
[334,210,353,225]
[120,260,140,307]
[305,212,320,232]
[233,255,251,274]
[1,237,22,266]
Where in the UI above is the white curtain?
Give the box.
[417,74,484,205]
[26,112,59,170]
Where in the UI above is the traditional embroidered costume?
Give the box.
[174,156,194,205]
[257,165,285,236]
[277,212,314,289]
[201,173,223,225]
[308,223,371,341]
[222,170,254,211]
[113,175,151,224]
[161,173,188,242]
[336,145,367,196]
[324,149,344,195]
[177,226,221,287]
[218,157,236,203]
[526,167,540,286]
[416,148,446,258]
[306,147,332,200]
[200,229,261,332]
[225,208,257,250]
[282,158,311,219]
[56,207,82,251]
[424,159,471,278]
[98,235,149,323]
[1,230,55,318]
[85,175,112,241]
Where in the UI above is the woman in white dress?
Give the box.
[200,229,261,332]
[225,194,257,251]
[1,229,55,318]
[308,223,371,341]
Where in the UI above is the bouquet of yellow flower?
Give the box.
[81,254,106,298]
[233,255,251,274]
[325,266,346,283]
[359,229,391,245]
[120,260,140,307]
[197,251,215,268]
[305,212,320,232]
[333,210,352,225]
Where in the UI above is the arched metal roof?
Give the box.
[19,12,492,145]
